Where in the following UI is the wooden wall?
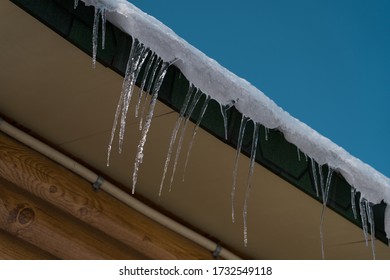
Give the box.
[0,132,213,259]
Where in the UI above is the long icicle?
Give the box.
[135,53,156,118]
[107,87,125,166]
[168,89,202,192]
[351,188,358,219]
[74,0,79,9]
[231,115,249,223]
[182,95,211,182]
[118,43,149,152]
[365,200,376,260]
[139,56,160,130]
[219,100,237,141]
[323,168,333,203]
[107,40,148,165]
[101,8,107,50]
[107,39,135,165]
[318,165,325,197]
[132,60,171,194]
[243,122,260,247]
[310,159,320,197]
[92,7,100,69]
[319,167,334,259]
[359,197,369,246]
[159,84,194,197]
[220,104,229,140]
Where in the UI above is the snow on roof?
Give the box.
[81,0,390,237]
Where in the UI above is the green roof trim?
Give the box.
[10,0,388,245]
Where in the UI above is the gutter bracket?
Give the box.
[212,243,222,259]
[92,175,104,192]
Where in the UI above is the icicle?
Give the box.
[359,198,369,246]
[296,147,301,161]
[310,159,320,197]
[322,168,333,204]
[351,188,358,219]
[220,104,229,140]
[74,0,79,9]
[101,9,107,50]
[159,84,195,197]
[117,41,138,151]
[135,53,156,118]
[92,7,100,69]
[107,89,123,166]
[319,167,334,259]
[132,60,171,194]
[107,39,137,165]
[318,165,325,197]
[139,56,160,130]
[168,89,202,192]
[182,95,211,182]
[139,92,150,131]
[358,198,376,259]
[264,127,269,141]
[243,122,260,247]
[91,7,108,66]
[304,153,308,162]
[365,200,376,259]
[118,42,149,152]
[106,40,148,165]
[219,99,237,141]
[231,115,249,223]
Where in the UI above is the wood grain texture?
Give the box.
[0,229,58,259]
[0,133,213,259]
[0,177,145,259]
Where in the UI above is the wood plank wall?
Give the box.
[0,132,214,259]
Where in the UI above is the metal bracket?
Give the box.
[92,175,104,192]
[212,243,222,259]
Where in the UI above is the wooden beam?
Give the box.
[0,229,57,259]
[0,177,146,259]
[0,133,213,259]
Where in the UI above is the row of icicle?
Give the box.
[308,158,376,259]
[75,1,377,259]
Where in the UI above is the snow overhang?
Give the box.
[80,0,390,203]
[7,0,390,255]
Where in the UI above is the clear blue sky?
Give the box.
[129,0,390,177]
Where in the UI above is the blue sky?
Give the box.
[129,0,390,177]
